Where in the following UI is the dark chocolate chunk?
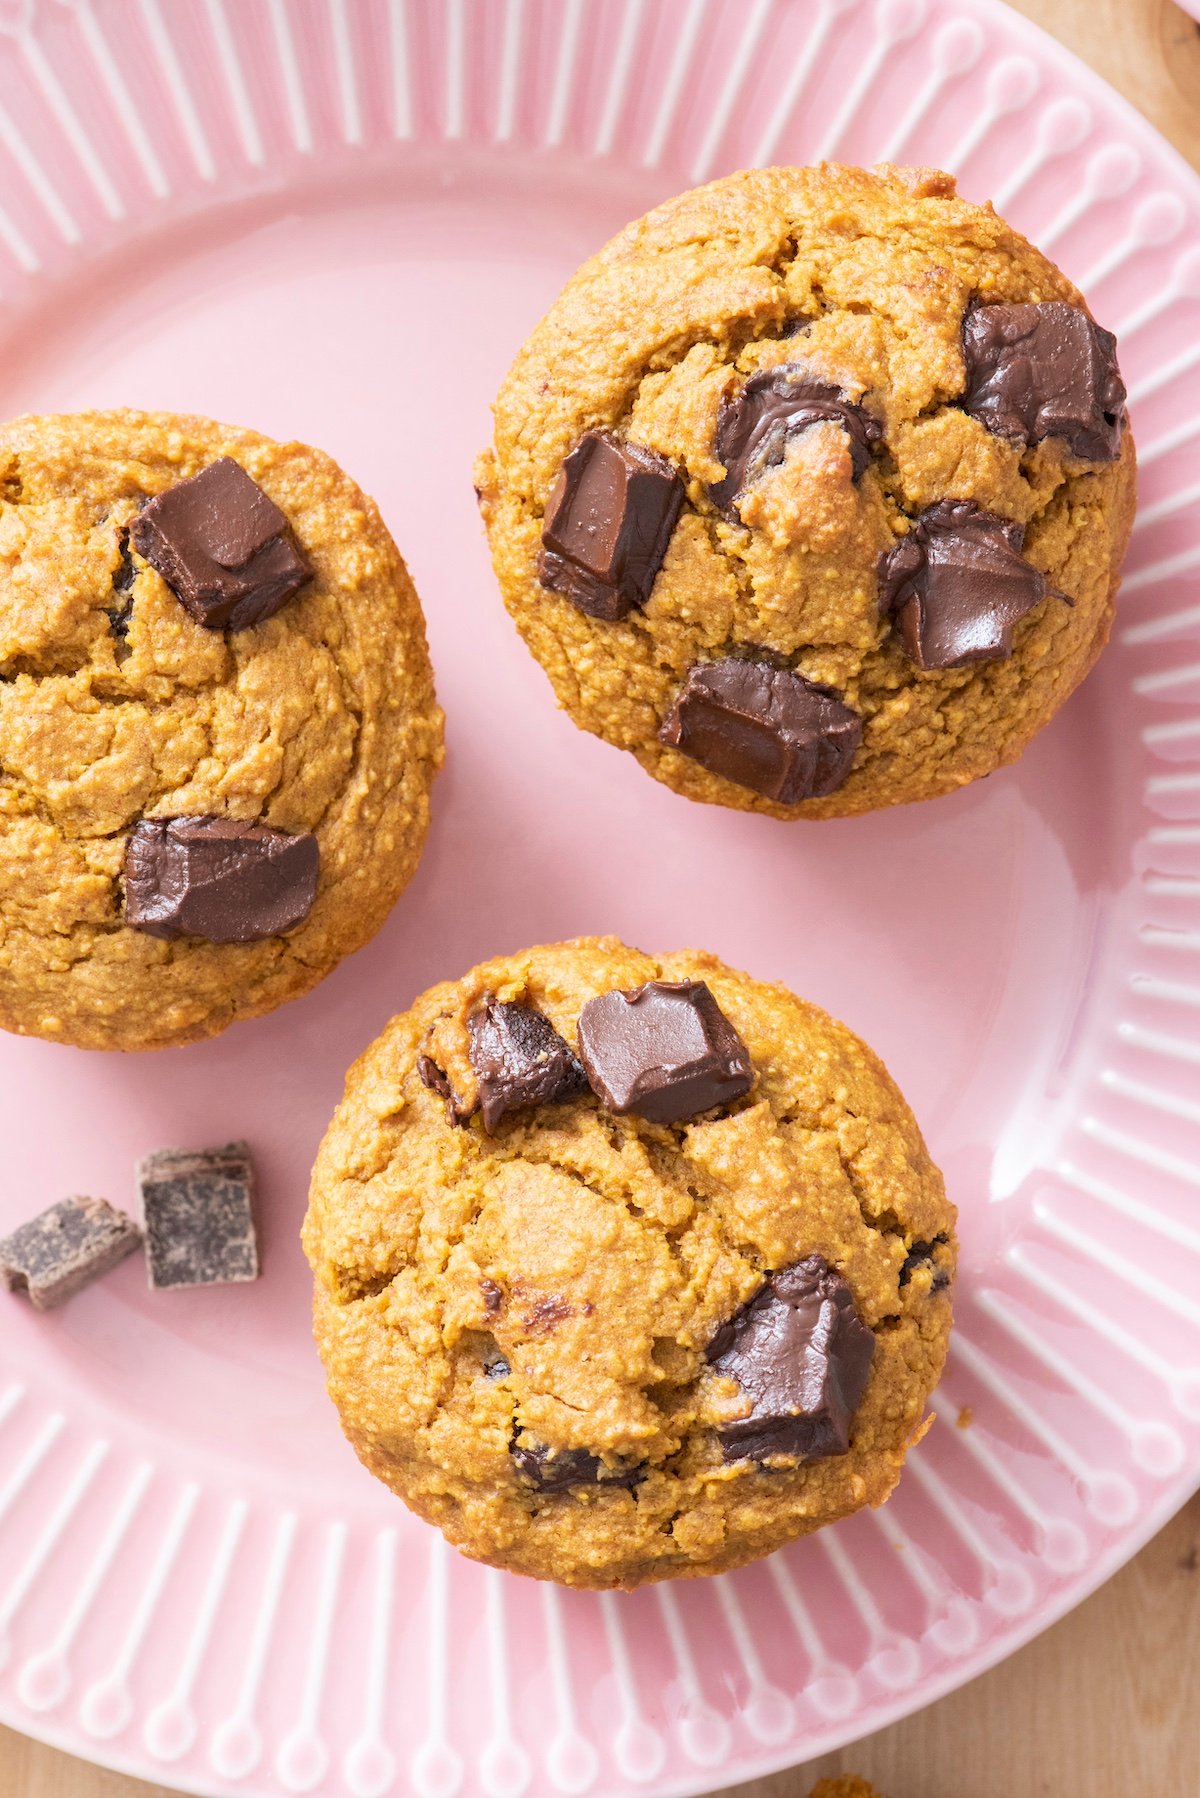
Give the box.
[0,1196,141,1311]
[124,815,318,943]
[660,658,861,803]
[709,1256,875,1464]
[538,431,684,621]
[466,1000,587,1133]
[878,499,1054,671]
[961,300,1126,463]
[577,979,753,1126]
[511,1434,642,1494]
[900,1235,952,1293]
[417,1054,472,1127]
[483,1351,511,1381]
[710,364,882,516]
[137,1142,259,1290]
[131,458,312,630]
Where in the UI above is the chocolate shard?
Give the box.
[710,364,882,516]
[124,815,319,943]
[137,1141,259,1290]
[538,431,684,621]
[879,498,1054,671]
[660,657,861,803]
[131,457,312,630]
[708,1256,875,1464]
[511,1433,643,1494]
[0,1196,142,1311]
[900,1234,952,1293]
[577,978,753,1126]
[467,999,587,1132]
[961,300,1126,462]
[417,1054,473,1127]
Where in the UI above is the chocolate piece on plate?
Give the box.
[137,1141,259,1290]
[539,431,684,621]
[132,457,312,630]
[124,815,319,943]
[0,1196,141,1311]
[577,978,753,1126]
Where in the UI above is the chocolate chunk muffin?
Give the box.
[0,410,443,1050]
[475,163,1136,818]
[304,937,955,1589]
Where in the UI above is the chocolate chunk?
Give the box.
[417,1054,473,1127]
[660,658,861,803]
[466,1000,587,1132]
[480,1276,504,1314]
[577,979,753,1126]
[961,300,1126,462]
[137,1141,259,1290]
[879,499,1053,670]
[710,364,882,516]
[124,815,318,943]
[0,1196,141,1311]
[900,1235,952,1293]
[511,1434,642,1494]
[538,431,684,621]
[483,1350,511,1380]
[709,1256,875,1464]
[131,458,312,630]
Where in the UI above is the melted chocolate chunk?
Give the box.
[710,364,882,516]
[131,458,312,630]
[961,300,1126,462]
[709,1256,875,1464]
[467,1000,587,1132]
[539,431,684,621]
[511,1435,642,1494]
[577,979,753,1126]
[878,499,1054,670]
[660,658,861,803]
[417,1055,471,1127]
[899,1233,950,1287]
[124,815,318,943]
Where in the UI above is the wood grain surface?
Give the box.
[2,1,1199,1794]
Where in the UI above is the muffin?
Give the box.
[476,162,1135,818]
[304,936,954,1589]
[0,410,443,1050]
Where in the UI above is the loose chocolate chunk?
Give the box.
[0,1197,141,1311]
[878,499,1054,671]
[511,1434,642,1494]
[660,658,861,803]
[961,301,1126,463]
[538,431,684,621]
[137,1141,259,1290]
[709,1256,876,1464]
[466,999,587,1133]
[131,457,312,630]
[710,364,882,516]
[577,979,753,1126]
[124,815,318,943]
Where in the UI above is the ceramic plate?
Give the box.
[1,2,1199,1794]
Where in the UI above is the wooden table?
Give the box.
[4,2,1199,1794]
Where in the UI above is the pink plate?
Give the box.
[1,2,1199,1794]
